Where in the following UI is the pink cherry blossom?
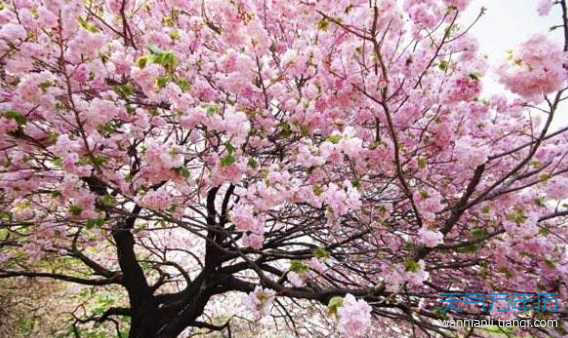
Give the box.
[37,6,58,28]
[244,286,275,320]
[287,271,306,287]
[84,98,119,130]
[242,233,263,249]
[323,183,361,219]
[454,137,489,168]
[137,190,172,211]
[497,33,568,100]
[537,0,554,16]
[306,257,327,273]
[337,294,372,337]
[417,227,444,247]
[444,76,482,103]
[230,203,263,235]
[444,0,471,11]
[0,23,27,41]
[0,1,566,337]
[545,176,568,200]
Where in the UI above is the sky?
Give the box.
[463,0,567,129]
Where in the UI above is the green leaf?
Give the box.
[53,157,63,168]
[113,83,134,97]
[404,258,419,272]
[300,124,310,137]
[92,306,106,316]
[146,46,178,73]
[77,17,99,33]
[162,52,177,71]
[126,104,136,114]
[140,261,151,271]
[205,104,219,116]
[544,259,556,268]
[99,122,116,136]
[167,203,178,212]
[327,134,341,144]
[77,156,90,166]
[444,23,457,38]
[289,259,307,273]
[133,226,145,234]
[177,77,191,92]
[148,46,177,71]
[92,155,107,166]
[468,72,482,81]
[48,133,58,144]
[69,205,83,216]
[471,228,488,239]
[180,166,190,179]
[278,122,292,138]
[540,227,550,237]
[438,60,448,71]
[534,197,546,207]
[136,55,149,68]
[434,307,448,319]
[38,80,52,92]
[506,209,527,225]
[256,290,270,302]
[168,30,180,40]
[351,179,361,189]
[317,18,330,31]
[220,154,236,167]
[225,142,235,154]
[4,110,27,126]
[162,15,175,26]
[98,52,109,64]
[539,173,552,182]
[148,45,165,56]
[101,195,115,207]
[457,244,479,253]
[327,296,344,315]
[313,247,331,260]
[313,184,323,196]
[156,75,171,89]
[417,157,427,169]
[497,266,513,278]
[86,218,105,229]
[247,158,258,169]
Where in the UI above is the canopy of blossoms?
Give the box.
[0,0,567,337]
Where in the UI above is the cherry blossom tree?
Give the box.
[1,0,568,337]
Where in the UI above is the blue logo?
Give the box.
[439,293,558,313]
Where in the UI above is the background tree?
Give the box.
[0,0,567,337]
